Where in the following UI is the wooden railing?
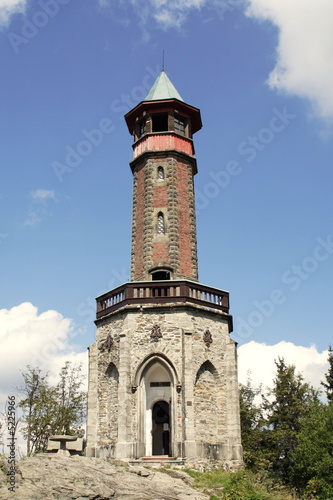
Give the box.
[96,280,229,319]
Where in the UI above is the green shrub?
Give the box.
[185,468,296,500]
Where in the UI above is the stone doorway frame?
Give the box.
[133,353,179,458]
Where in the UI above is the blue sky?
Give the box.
[1,0,333,426]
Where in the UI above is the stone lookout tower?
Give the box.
[86,71,243,465]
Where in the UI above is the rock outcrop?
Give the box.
[0,454,209,500]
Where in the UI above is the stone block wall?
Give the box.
[86,301,243,466]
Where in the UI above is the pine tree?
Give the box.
[321,345,333,403]
[239,374,265,469]
[263,357,319,481]
[289,402,333,499]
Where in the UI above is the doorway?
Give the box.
[139,357,174,457]
[152,400,170,456]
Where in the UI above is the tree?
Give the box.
[239,374,265,469]
[53,361,86,436]
[262,357,319,481]
[289,402,333,499]
[19,362,86,454]
[18,366,55,454]
[321,345,333,403]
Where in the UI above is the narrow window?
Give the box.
[157,166,164,180]
[157,212,165,234]
[139,119,146,138]
[174,114,185,135]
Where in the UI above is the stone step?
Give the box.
[128,456,185,467]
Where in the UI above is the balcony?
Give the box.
[96,280,230,320]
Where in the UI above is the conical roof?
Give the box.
[125,70,202,135]
[144,71,184,102]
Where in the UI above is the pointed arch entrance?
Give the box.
[135,354,177,457]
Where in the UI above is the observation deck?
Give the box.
[96,280,232,328]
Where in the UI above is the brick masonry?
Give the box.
[130,151,198,282]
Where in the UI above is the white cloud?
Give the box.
[153,9,186,29]
[106,0,333,123]
[25,189,59,226]
[24,209,44,226]
[30,189,56,202]
[99,0,211,30]
[150,0,207,28]
[245,0,333,123]
[0,302,88,408]
[238,340,329,396]
[0,302,88,455]
[0,0,27,27]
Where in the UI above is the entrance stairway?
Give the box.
[128,456,185,467]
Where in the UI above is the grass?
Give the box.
[182,468,297,500]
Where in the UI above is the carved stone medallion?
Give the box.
[99,334,114,352]
[203,328,213,347]
[151,324,162,342]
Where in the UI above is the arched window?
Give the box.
[157,212,165,234]
[157,166,164,180]
[152,270,170,281]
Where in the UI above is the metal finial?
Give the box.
[162,50,165,71]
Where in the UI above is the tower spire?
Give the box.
[143,70,184,102]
